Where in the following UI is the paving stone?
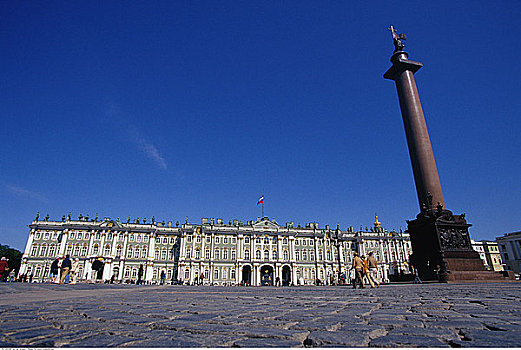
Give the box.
[455,329,521,347]
[369,334,449,347]
[304,330,369,347]
[232,337,302,347]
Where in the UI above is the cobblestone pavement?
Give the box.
[1,282,521,347]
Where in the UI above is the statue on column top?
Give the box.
[388,25,406,52]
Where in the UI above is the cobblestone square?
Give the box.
[1,282,521,347]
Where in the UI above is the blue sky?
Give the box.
[2,1,520,251]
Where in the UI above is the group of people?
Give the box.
[49,254,80,284]
[351,251,381,289]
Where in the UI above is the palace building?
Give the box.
[19,215,412,286]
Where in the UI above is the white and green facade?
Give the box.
[19,216,412,286]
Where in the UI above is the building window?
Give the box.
[116,245,122,257]
[171,237,176,244]
[256,250,261,260]
[264,237,269,245]
[303,239,307,246]
[163,237,169,244]
[273,250,278,260]
[223,249,228,260]
[283,250,289,260]
[303,251,307,261]
[205,248,210,259]
[310,251,314,261]
[40,244,47,256]
[264,250,269,260]
[185,268,190,280]
[187,236,192,243]
[77,233,82,240]
[319,250,323,261]
[231,269,236,280]
[231,250,236,260]
[136,234,141,242]
[214,248,220,259]
[215,237,220,243]
[245,236,250,244]
[195,249,200,259]
[214,268,219,280]
[206,236,211,243]
[73,244,79,257]
[142,247,147,259]
[168,249,174,260]
[49,244,56,257]
[162,249,167,260]
[127,246,133,258]
[143,235,148,243]
[224,237,228,244]
[35,232,41,239]
[108,233,113,240]
[232,237,236,244]
[283,237,288,244]
[44,232,49,240]
[155,249,160,259]
[196,236,201,243]
[296,251,300,260]
[245,249,250,260]
[256,237,261,244]
[70,232,75,239]
[92,244,99,255]
[134,247,140,258]
[223,268,228,279]
[81,244,87,256]
[103,244,111,256]
[96,232,101,240]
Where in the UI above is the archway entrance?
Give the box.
[242,265,252,286]
[260,265,274,286]
[91,259,104,280]
[282,265,291,286]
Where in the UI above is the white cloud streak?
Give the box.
[6,185,48,203]
[140,140,167,170]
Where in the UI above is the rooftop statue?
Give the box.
[388,25,406,52]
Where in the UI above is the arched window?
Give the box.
[116,245,122,257]
[155,249,160,259]
[127,246,133,258]
[244,249,250,260]
[303,250,307,261]
[273,250,278,260]
[31,244,38,256]
[132,268,137,278]
[184,268,190,280]
[327,250,331,260]
[49,244,56,257]
[186,249,191,259]
[124,268,131,278]
[319,250,323,261]
[223,268,228,279]
[194,249,200,259]
[134,247,140,258]
[310,250,314,261]
[35,265,42,277]
[214,268,219,280]
[81,244,88,256]
[283,250,288,261]
[214,248,220,259]
[296,251,300,260]
[256,237,261,244]
[256,250,261,260]
[168,249,174,260]
[92,244,99,255]
[264,250,269,260]
[104,244,111,256]
[142,247,147,259]
[223,249,228,260]
[205,248,210,259]
[73,244,80,257]
[231,250,236,260]
[231,269,236,280]
[66,244,72,255]
[40,244,47,257]
[264,237,269,245]
[283,237,288,244]
[245,236,250,244]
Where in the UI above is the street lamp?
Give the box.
[334,225,342,285]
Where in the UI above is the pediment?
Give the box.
[253,219,279,230]
[99,219,123,229]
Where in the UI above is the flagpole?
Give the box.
[262,201,264,218]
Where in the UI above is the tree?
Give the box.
[0,244,23,275]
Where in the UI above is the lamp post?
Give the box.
[334,225,342,285]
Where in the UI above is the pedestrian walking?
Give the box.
[137,264,144,285]
[71,258,79,284]
[160,269,166,285]
[352,252,364,289]
[0,257,8,282]
[361,255,375,288]
[50,258,59,283]
[367,252,380,288]
[412,265,422,284]
[60,255,72,284]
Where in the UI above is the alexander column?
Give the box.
[383,26,496,282]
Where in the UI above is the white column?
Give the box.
[58,230,68,256]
